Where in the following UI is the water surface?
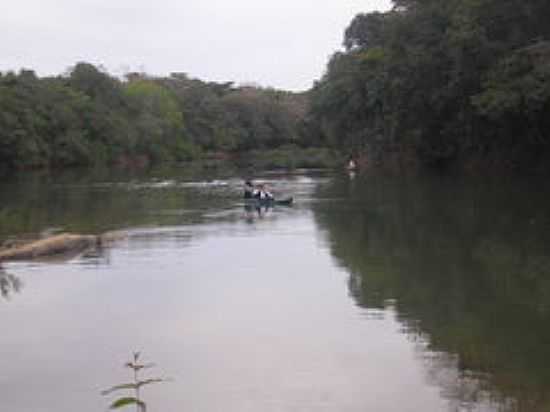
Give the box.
[1,169,550,412]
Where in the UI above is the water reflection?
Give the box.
[6,169,549,411]
[0,167,307,242]
[313,175,550,411]
[244,203,280,222]
[0,168,239,241]
[0,265,22,299]
[0,169,312,302]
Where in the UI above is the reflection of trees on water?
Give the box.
[0,169,235,242]
[0,265,22,299]
[313,176,550,412]
[416,343,520,412]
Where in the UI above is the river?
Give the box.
[1,168,550,412]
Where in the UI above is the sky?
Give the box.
[1,0,392,91]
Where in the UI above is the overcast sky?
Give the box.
[1,0,392,91]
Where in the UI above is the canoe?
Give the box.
[271,197,293,206]
[245,196,293,206]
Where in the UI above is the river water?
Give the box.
[1,168,550,412]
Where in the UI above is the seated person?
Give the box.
[257,184,274,200]
[244,181,255,199]
[244,181,274,200]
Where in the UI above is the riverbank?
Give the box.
[0,146,342,179]
[352,143,550,176]
[234,146,341,170]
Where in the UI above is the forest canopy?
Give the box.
[0,63,310,171]
[310,0,550,170]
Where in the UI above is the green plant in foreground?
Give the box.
[102,352,166,412]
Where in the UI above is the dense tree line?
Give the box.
[310,0,550,170]
[0,63,310,171]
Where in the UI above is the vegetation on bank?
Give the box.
[0,63,314,171]
[235,145,340,170]
[310,0,550,171]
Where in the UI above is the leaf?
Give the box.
[125,362,156,371]
[136,378,165,388]
[110,397,146,412]
[102,378,168,395]
[101,383,137,395]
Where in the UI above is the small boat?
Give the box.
[245,196,294,206]
[271,197,293,206]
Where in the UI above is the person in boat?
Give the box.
[347,156,357,171]
[244,181,274,201]
[244,181,255,199]
[257,184,274,201]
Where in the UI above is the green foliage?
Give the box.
[472,42,550,145]
[160,75,309,153]
[109,397,146,411]
[241,145,339,170]
[124,79,185,162]
[0,70,94,168]
[310,0,550,170]
[0,65,311,172]
[103,352,166,412]
[343,12,387,51]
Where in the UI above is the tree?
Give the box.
[309,0,550,170]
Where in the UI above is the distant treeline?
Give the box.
[310,0,550,171]
[0,63,315,171]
